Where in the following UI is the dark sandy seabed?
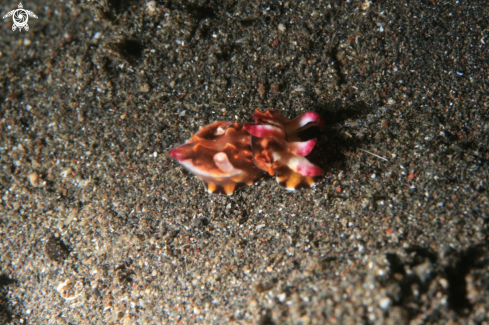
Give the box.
[0,0,488,324]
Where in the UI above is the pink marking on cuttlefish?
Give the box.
[289,138,317,156]
[286,112,325,133]
[285,155,324,176]
[244,123,285,138]
[296,164,324,176]
[169,148,184,161]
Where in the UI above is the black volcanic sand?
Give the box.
[0,0,488,324]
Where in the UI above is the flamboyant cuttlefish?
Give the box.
[169,109,324,195]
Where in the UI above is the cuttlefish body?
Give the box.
[169,109,324,195]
